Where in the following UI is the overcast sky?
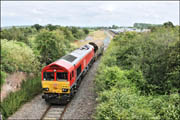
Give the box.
[1,1,179,27]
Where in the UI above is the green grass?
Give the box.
[0,75,42,119]
[0,71,6,88]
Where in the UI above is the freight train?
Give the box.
[41,41,104,104]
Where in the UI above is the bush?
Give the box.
[95,89,159,120]
[94,25,180,119]
[112,27,180,94]
[0,71,6,88]
[1,39,40,73]
[70,27,86,39]
[35,29,72,65]
[0,27,37,45]
[95,67,158,119]
[83,28,89,35]
[95,87,180,119]
[94,62,180,119]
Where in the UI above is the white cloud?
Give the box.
[1,1,179,27]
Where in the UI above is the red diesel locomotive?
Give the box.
[41,41,104,104]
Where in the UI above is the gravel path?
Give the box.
[8,94,49,119]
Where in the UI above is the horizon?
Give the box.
[1,22,165,28]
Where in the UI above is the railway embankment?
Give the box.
[93,27,180,119]
[7,30,113,120]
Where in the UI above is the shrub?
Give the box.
[112,27,180,94]
[94,25,180,119]
[83,28,89,35]
[35,29,71,65]
[0,71,6,88]
[1,39,40,73]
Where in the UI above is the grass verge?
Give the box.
[0,75,42,119]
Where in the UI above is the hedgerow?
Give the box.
[94,25,180,119]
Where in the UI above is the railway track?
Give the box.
[41,103,69,120]
[40,31,111,120]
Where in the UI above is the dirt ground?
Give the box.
[1,72,28,101]
[72,30,106,48]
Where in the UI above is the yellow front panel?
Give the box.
[42,81,70,94]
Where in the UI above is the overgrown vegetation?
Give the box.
[1,39,40,73]
[94,23,180,119]
[0,71,6,88]
[1,76,42,119]
[0,24,89,85]
[0,24,90,119]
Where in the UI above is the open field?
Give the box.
[72,30,106,48]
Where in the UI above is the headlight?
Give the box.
[62,88,68,92]
[43,88,49,91]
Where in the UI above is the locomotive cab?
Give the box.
[41,44,95,104]
[42,70,70,94]
[41,62,73,104]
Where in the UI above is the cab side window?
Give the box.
[77,65,81,77]
[72,71,74,78]
[70,71,74,80]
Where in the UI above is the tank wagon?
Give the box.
[41,41,104,104]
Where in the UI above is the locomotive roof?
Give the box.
[64,44,94,65]
[42,44,94,72]
[42,59,73,72]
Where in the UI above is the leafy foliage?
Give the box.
[112,26,180,94]
[32,24,43,31]
[83,28,89,34]
[1,39,40,73]
[0,71,6,87]
[94,24,180,119]
[35,29,72,65]
[1,26,37,45]
[70,27,86,39]
[163,21,174,28]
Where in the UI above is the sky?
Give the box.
[1,1,179,27]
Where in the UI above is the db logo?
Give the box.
[53,84,58,89]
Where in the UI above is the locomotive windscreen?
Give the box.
[43,72,54,81]
[62,55,77,62]
[57,72,68,81]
